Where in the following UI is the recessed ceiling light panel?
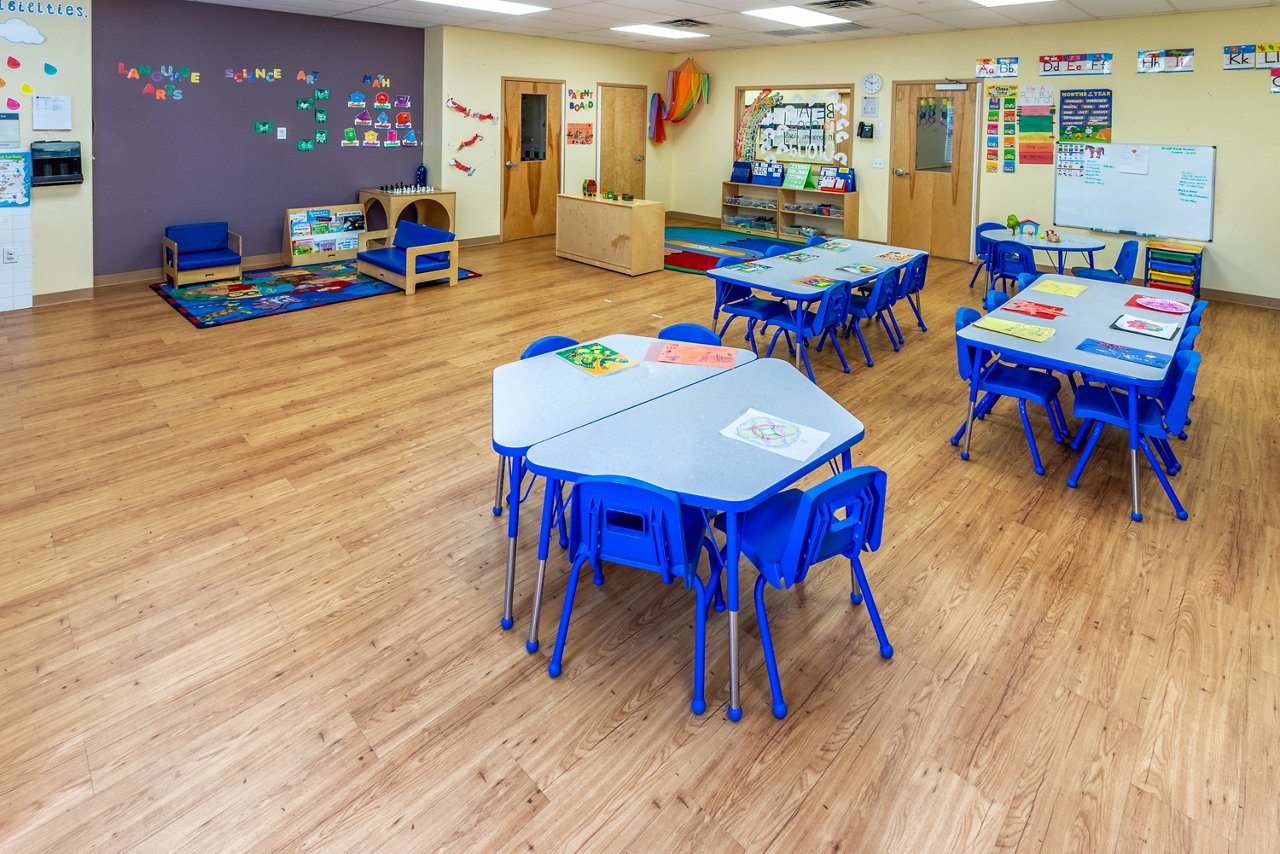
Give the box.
[414,0,549,15]
[968,0,1057,7]
[611,24,710,39]
[743,6,847,27]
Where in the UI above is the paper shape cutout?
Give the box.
[373,111,390,129]
[6,57,18,69]
[401,129,418,146]
[354,109,371,125]
[5,97,17,110]
[276,127,287,139]
[394,95,410,108]
[297,139,313,152]
[374,91,390,107]
[315,129,328,144]
[347,92,365,108]
[255,120,273,133]
[343,127,356,141]
[0,78,6,88]
[456,133,481,151]
[315,108,327,124]
[384,130,400,148]
[0,20,44,45]
[362,129,380,147]
[313,88,329,101]
[296,98,312,110]
[395,111,411,128]
[19,82,31,95]
[451,157,475,176]
[43,63,55,76]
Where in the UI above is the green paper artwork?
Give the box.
[255,121,273,133]
[313,88,330,101]
[315,108,327,124]
[297,139,314,152]
[297,98,312,110]
[315,129,328,144]
[344,127,356,141]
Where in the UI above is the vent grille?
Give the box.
[808,0,876,8]
[658,18,710,28]
[766,21,868,37]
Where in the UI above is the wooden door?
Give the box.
[502,78,563,241]
[598,83,647,198]
[889,81,976,261]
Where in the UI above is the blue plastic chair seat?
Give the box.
[1072,385,1166,435]
[724,295,787,321]
[714,488,841,589]
[357,246,451,275]
[1069,266,1125,283]
[174,248,241,271]
[982,364,1061,405]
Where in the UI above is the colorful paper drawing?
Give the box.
[1138,48,1195,74]
[455,133,482,151]
[723,261,771,273]
[347,92,365,108]
[255,120,272,133]
[835,264,879,275]
[1030,280,1088,297]
[1111,314,1180,340]
[313,87,330,100]
[373,111,390,129]
[972,315,1055,342]
[1002,299,1066,319]
[976,57,1019,78]
[875,251,914,262]
[720,408,830,462]
[777,252,818,263]
[814,241,851,252]
[394,95,410,108]
[450,157,474,175]
[354,109,371,125]
[566,122,593,145]
[314,108,327,123]
[555,342,636,376]
[795,275,838,288]
[1075,338,1170,368]
[0,20,44,45]
[315,129,328,144]
[1127,294,1190,314]
[644,341,737,368]
[0,151,31,207]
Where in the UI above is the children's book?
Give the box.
[795,275,838,288]
[1030,280,1087,297]
[1125,294,1190,314]
[972,315,1056,342]
[776,252,818,263]
[1003,299,1066,320]
[1075,338,1171,369]
[874,250,914,263]
[1110,314,1180,340]
[722,261,771,273]
[645,341,737,368]
[814,240,852,252]
[556,342,636,376]
[835,264,880,276]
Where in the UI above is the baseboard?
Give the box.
[667,211,720,226]
[34,288,94,306]
[460,234,500,247]
[1200,287,1280,310]
[93,252,284,290]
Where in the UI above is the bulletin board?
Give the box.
[734,85,853,168]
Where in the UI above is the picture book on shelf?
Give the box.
[555,342,636,376]
[1110,314,1180,340]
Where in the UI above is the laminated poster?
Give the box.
[1076,338,1171,369]
[555,342,636,376]
[721,408,830,462]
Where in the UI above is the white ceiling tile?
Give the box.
[921,8,1019,28]
[1068,0,1176,16]
[873,13,958,32]
[1170,0,1265,8]
[871,0,986,12]
[610,0,731,18]
[994,3,1096,24]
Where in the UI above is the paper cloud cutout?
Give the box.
[0,19,45,46]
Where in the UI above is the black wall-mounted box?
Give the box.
[30,141,83,186]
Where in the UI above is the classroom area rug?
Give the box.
[151,261,481,328]
[663,226,797,274]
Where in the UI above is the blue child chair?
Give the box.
[1068,351,1201,520]
[844,268,902,367]
[1071,240,1138,283]
[1016,272,1040,292]
[761,281,853,382]
[989,241,1036,294]
[950,307,1070,475]
[547,476,721,715]
[983,289,1010,313]
[715,466,892,719]
[659,322,721,346]
[711,257,787,354]
[805,235,828,247]
[901,253,929,334]
[968,222,1005,289]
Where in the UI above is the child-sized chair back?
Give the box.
[1016,272,1039,292]
[990,241,1036,278]
[392,220,455,250]
[867,268,901,315]
[954,306,982,380]
[805,235,827,247]
[774,466,887,589]
[522,335,579,359]
[1187,300,1208,328]
[1158,351,1200,434]
[568,476,694,586]
[712,256,753,306]
[807,281,853,338]
[765,245,790,258]
[659,323,721,345]
[1114,240,1140,281]
[904,254,929,296]
[983,290,1010,312]
[975,223,1004,262]
[1176,325,1201,353]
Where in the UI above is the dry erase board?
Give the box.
[1054,142,1215,241]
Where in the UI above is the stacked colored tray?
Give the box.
[1144,241,1203,297]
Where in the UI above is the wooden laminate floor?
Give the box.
[1,235,1276,852]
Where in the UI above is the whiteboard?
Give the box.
[1053,142,1215,241]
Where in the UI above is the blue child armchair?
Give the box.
[162,221,243,286]
[357,220,459,294]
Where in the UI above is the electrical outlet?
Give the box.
[2,247,16,264]
[873,159,885,169]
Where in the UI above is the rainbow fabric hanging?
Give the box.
[648,92,667,143]
[663,58,709,123]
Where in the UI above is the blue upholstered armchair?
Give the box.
[162,222,243,286]
[356,221,459,294]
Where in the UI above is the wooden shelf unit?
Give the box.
[555,193,665,276]
[721,180,858,242]
[282,203,366,267]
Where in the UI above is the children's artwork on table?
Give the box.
[795,275,837,288]
[315,129,328,144]
[836,264,879,275]
[296,139,313,152]
[341,127,358,147]
[1030,280,1087,297]
[296,98,312,110]
[373,111,390,129]
[361,130,380,147]
[977,57,1019,78]
[353,109,371,125]
[644,341,736,368]
[0,151,31,207]
[776,251,818,263]
[720,408,830,462]
[1126,294,1190,314]
[813,240,850,252]
[395,112,411,128]
[566,122,593,144]
[875,250,915,262]
[394,95,410,109]
[1076,338,1171,368]
[401,129,418,147]
[314,108,327,124]
[1058,89,1111,142]
[1040,53,1112,76]
[0,20,44,45]
[255,120,272,133]
[384,130,400,148]
[313,88,329,100]
[1003,299,1066,319]
[455,133,482,152]
[972,315,1055,342]
[347,92,365,108]
[555,342,636,376]
[722,261,771,273]
[1138,48,1194,74]
[1111,314,1180,339]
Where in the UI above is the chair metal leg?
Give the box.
[849,559,863,604]
[753,576,787,719]
[1141,437,1188,520]
[492,456,506,516]
[1067,421,1104,488]
[548,556,588,677]
[1018,400,1046,475]
[851,557,893,659]
[852,322,874,367]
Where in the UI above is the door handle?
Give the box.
[894,168,909,177]
[505,160,515,168]
[635,155,645,162]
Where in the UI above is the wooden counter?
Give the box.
[359,189,456,234]
[555,194,664,276]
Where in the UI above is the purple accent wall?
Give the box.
[92,0,425,275]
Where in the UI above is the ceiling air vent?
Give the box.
[808,0,876,8]
[766,21,868,37]
[659,18,711,28]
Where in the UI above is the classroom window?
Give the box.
[521,93,547,162]
[915,97,954,173]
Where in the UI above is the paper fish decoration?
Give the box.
[451,158,475,176]
[445,96,470,117]
[456,133,482,151]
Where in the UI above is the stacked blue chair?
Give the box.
[716,466,892,719]
[968,222,1005,289]
[1070,239,1138,283]
[950,308,1070,475]
[989,241,1036,294]
[761,281,853,381]
[844,268,901,367]
[711,257,786,354]
[659,322,721,345]
[983,289,1010,313]
[1067,351,1201,520]
[548,476,721,714]
[901,253,929,333]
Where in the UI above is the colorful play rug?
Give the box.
[151,261,480,328]
[663,227,797,274]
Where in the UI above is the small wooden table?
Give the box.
[359,189,456,234]
[555,194,664,276]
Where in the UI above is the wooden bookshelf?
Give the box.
[282,204,366,267]
[721,180,859,242]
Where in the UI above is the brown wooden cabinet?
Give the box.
[721,181,859,243]
[555,194,664,276]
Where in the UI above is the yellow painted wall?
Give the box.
[434,27,672,240]
[12,3,93,297]
[674,6,1279,300]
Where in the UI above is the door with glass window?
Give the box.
[502,78,563,241]
[889,81,976,260]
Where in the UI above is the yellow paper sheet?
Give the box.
[1030,280,1088,297]
[972,315,1056,343]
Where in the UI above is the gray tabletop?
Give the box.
[708,238,924,300]
[525,359,866,511]
[997,232,1105,253]
[957,276,1184,387]
[492,334,756,455]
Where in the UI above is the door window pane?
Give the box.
[915,97,954,173]
[521,93,547,162]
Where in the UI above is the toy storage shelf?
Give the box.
[282,203,366,266]
[721,181,858,242]
[1143,241,1203,298]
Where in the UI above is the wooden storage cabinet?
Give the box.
[555,194,665,276]
[721,180,859,242]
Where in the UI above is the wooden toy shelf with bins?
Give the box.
[721,180,859,242]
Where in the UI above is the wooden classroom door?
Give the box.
[597,83,647,198]
[889,81,977,261]
[502,78,563,241]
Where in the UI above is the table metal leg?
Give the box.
[491,455,506,516]
[725,511,743,721]
[501,454,525,629]
[1127,388,1143,522]
[961,348,983,461]
[526,477,560,653]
